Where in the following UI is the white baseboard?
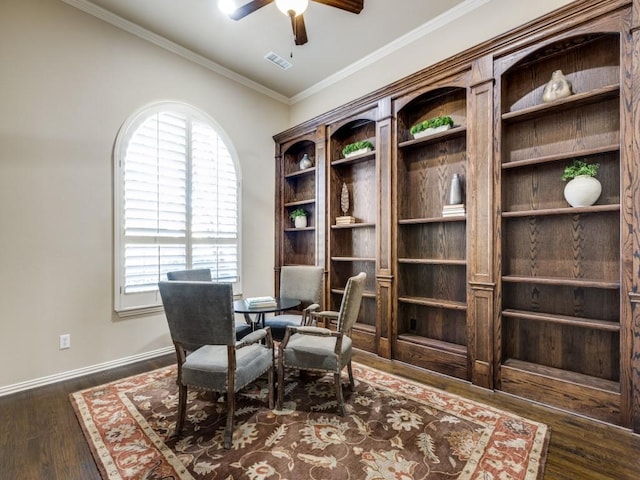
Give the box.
[0,346,174,397]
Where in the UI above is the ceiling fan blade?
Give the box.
[292,13,308,45]
[229,0,274,20]
[312,0,363,14]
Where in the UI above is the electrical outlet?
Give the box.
[59,334,71,350]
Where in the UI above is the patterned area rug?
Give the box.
[70,363,549,479]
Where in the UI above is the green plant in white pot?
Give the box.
[342,140,374,158]
[561,159,601,207]
[290,208,308,228]
[410,115,454,139]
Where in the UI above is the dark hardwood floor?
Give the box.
[0,354,174,479]
[1,351,638,479]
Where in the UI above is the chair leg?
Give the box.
[224,390,235,449]
[267,364,274,409]
[347,361,355,391]
[277,356,285,410]
[334,372,345,416]
[176,384,187,436]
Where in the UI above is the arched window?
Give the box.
[114,102,241,315]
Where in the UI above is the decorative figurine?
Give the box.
[542,70,573,103]
[336,182,355,224]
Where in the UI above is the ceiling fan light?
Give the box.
[275,0,308,17]
[217,0,236,15]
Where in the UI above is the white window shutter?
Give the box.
[114,103,241,314]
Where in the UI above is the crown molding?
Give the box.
[290,0,490,104]
[60,0,291,105]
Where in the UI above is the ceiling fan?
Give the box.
[220,0,364,46]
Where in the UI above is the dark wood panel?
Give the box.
[282,229,316,265]
[276,136,320,268]
[502,152,620,211]
[502,212,620,281]
[396,302,467,346]
[503,318,620,380]
[397,263,466,302]
[273,0,637,433]
[329,159,376,223]
[398,138,467,220]
[501,359,621,424]
[396,87,467,142]
[330,225,375,258]
[282,140,316,175]
[502,283,620,320]
[500,34,620,114]
[351,325,376,353]
[330,259,376,292]
[328,118,376,160]
[394,339,469,380]
[398,222,466,260]
[283,169,316,205]
[502,97,620,164]
[469,285,494,388]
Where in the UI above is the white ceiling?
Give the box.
[63,0,469,101]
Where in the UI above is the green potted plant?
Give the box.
[342,140,374,158]
[290,208,308,228]
[561,159,601,207]
[410,115,454,138]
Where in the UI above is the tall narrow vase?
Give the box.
[449,174,463,205]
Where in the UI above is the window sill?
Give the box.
[116,305,165,318]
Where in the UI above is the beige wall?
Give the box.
[0,0,575,392]
[289,0,575,125]
[0,0,288,390]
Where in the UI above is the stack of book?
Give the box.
[335,215,356,225]
[244,296,277,308]
[442,203,466,217]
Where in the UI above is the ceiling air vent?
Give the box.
[264,51,292,70]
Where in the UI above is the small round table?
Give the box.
[233,297,301,330]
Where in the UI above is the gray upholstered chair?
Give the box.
[166,268,212,281]
[166,269,253,340]
[264,265,324,341]
[158,281,274,449]
[277,272,366,415]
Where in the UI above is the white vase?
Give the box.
[563,175,602,207]
[299,153,312,169]
[294,216,307,228]
[344,147,372,158]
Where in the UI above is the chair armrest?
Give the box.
[291,325,332,335]
[279,325,339,353]
[236,327,272,348]
[303,303,320,312]
[310,310,339,319]
[282,325,345,357]
[301,303,320,326]
[308,310,339,328]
